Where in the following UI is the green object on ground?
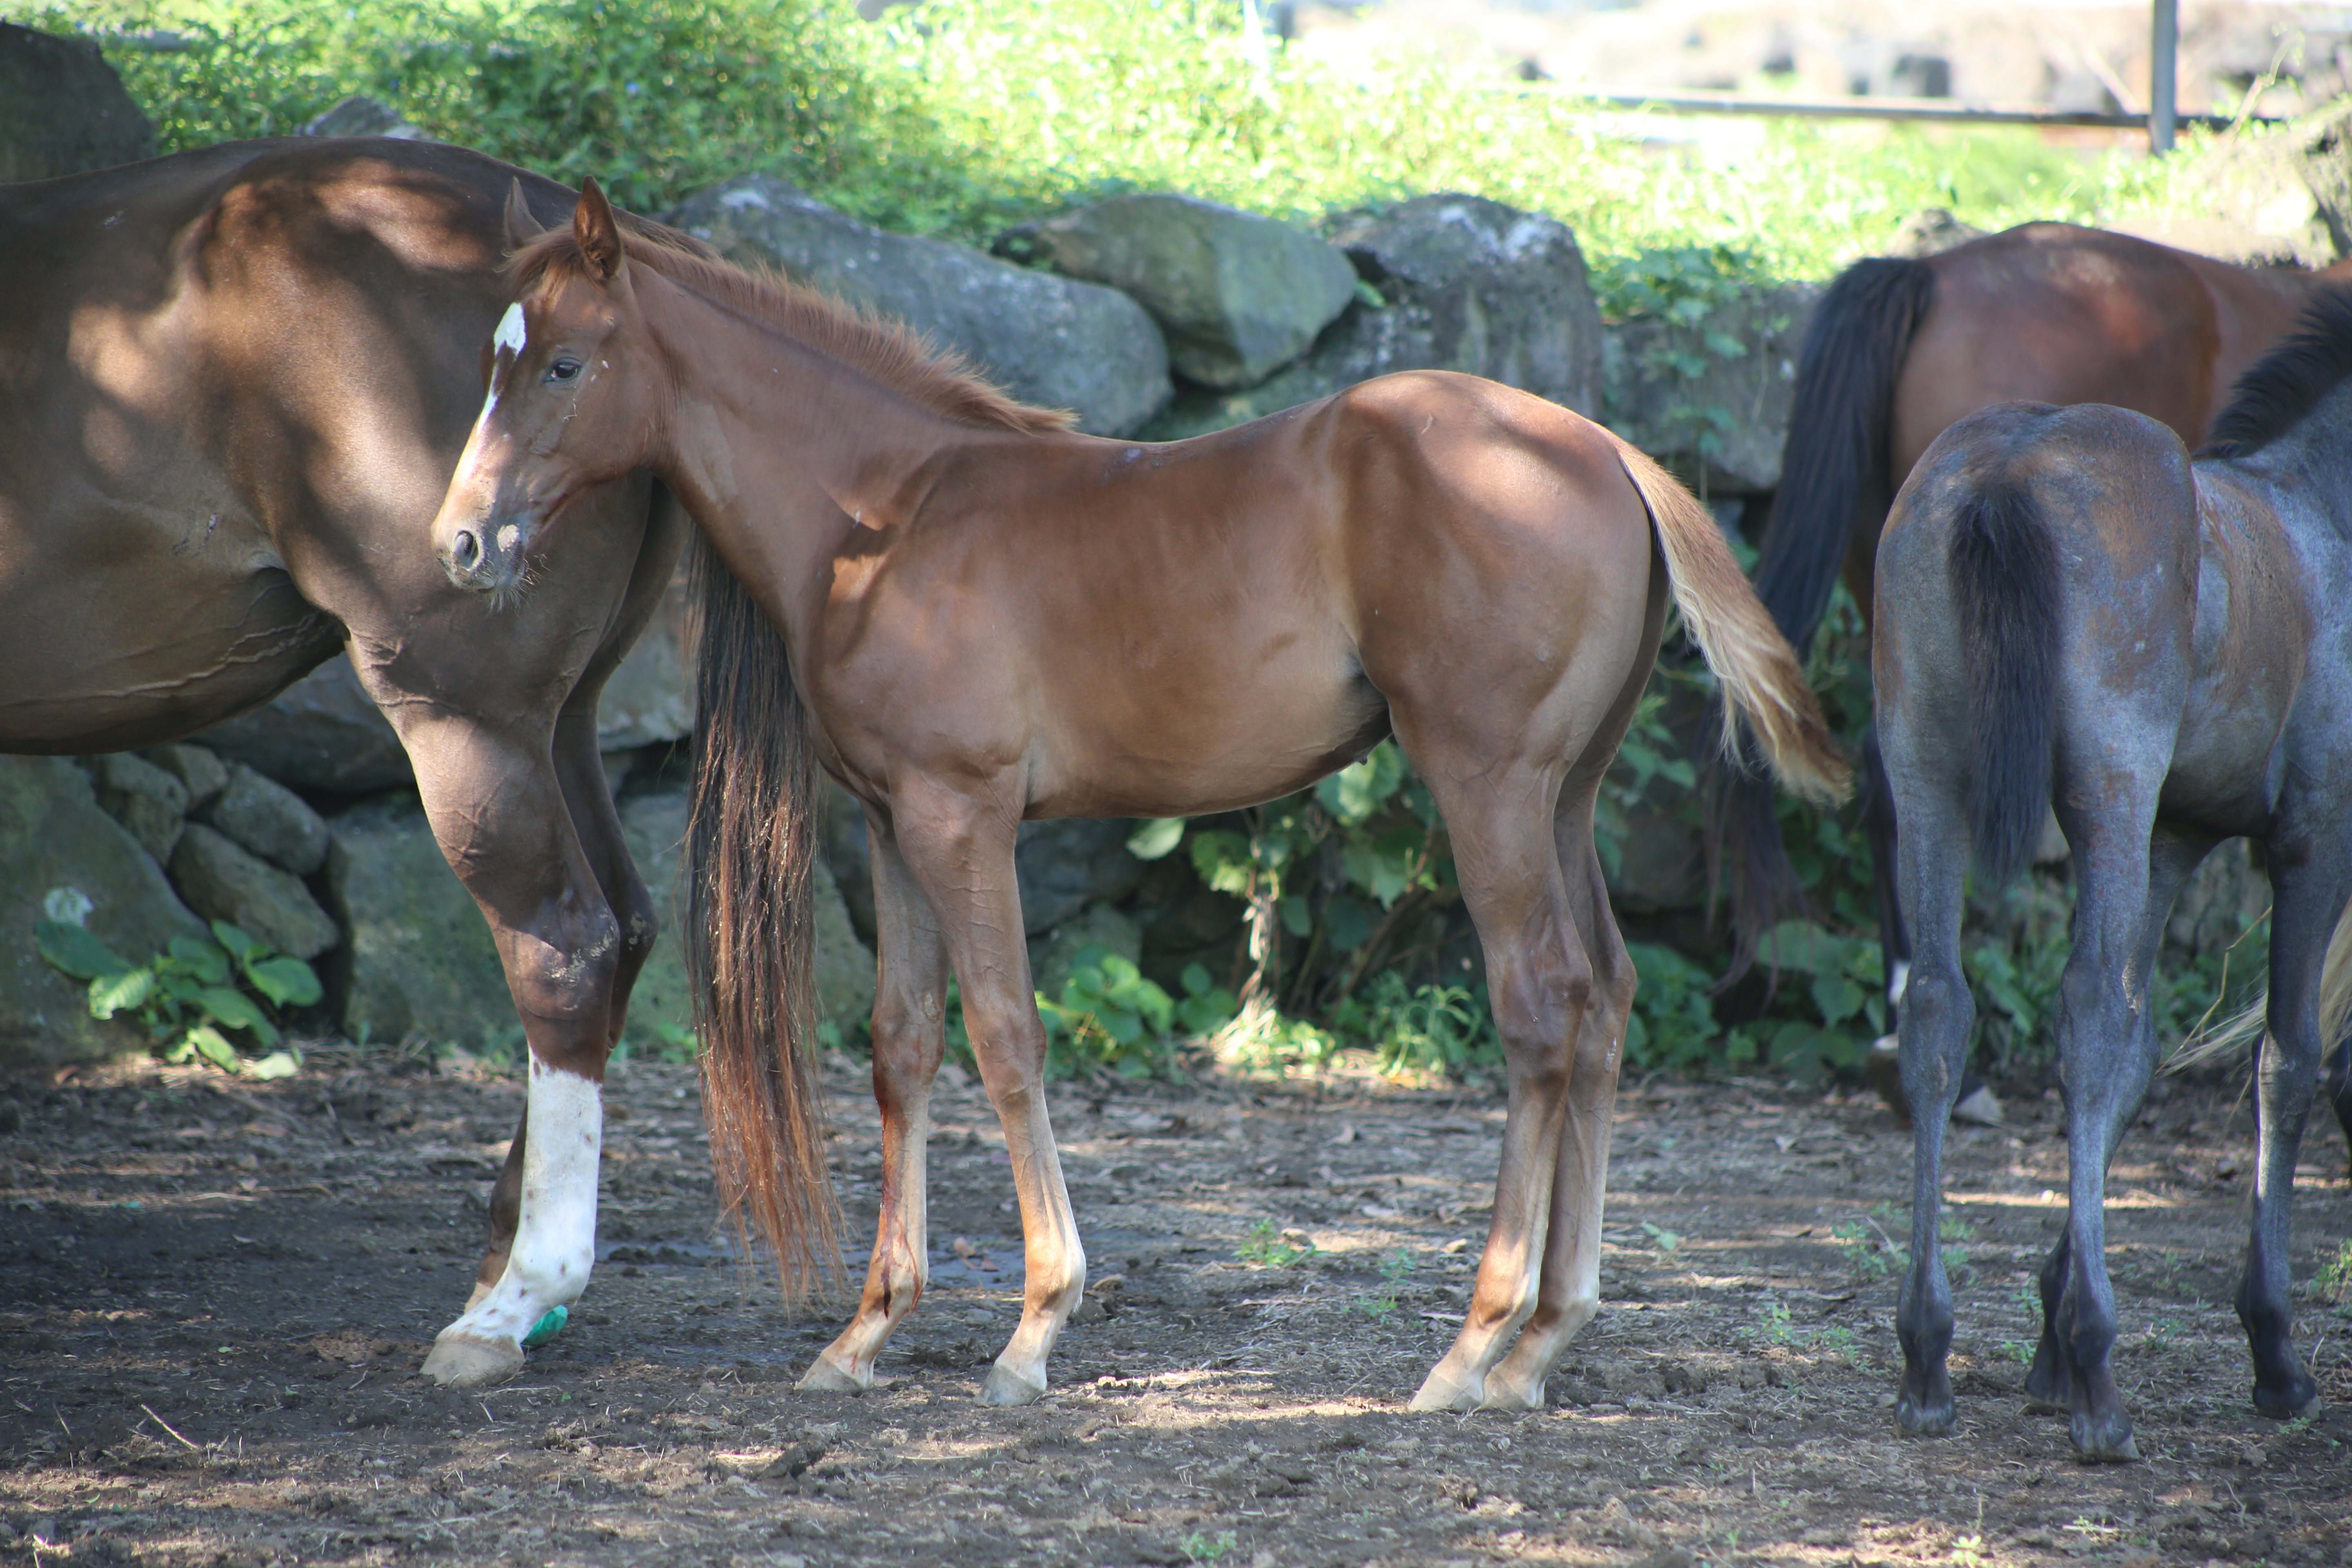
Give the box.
[522,1305,568,1348]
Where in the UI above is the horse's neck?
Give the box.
[640,274,976,622]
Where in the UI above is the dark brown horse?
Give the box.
[0,139,695,1386]
[1724,223,2352,968]
[426,182,1849,1409]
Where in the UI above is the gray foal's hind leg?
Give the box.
[1890,777,1973,1437]
[2236,853,2339,1420]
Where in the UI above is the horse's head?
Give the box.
[433,179,660,595]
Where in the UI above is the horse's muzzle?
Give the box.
[437,516,528,595]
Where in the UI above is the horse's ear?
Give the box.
[502,178,542,252]
[573,177,625,284]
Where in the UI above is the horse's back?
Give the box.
[1892,227,2226,474]
[0,140,573,751]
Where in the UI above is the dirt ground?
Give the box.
[1,1047,2348,1568]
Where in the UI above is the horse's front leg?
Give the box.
[468,695,666,1309]
[392,712,624,1388]
[891,784,1084,1406]
[803,822,950,1392]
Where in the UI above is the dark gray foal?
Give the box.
[1873,287,2352,1462]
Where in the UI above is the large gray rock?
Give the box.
[1003,194,1356,389]
[1016,819,1146,935]
[1601,283,1819,497]
[668,176,1173,436]
[0,757,207,1069]
[616,786,875,1046]
[815,787,1143,941]
[169,825,340,960]
[203,763,330,875]
[87,751,189,865]
[0,23,155,185]
[1142,193,1604,440]
[143,743,229,813]
[327,794,508,1046]
[196,657,412,795]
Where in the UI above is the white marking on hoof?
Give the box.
[421,1331,524,1388]
[1952,1085,2006,1127]
[431,1058,600,1362]
[1479,1374,1547,1412]
[798,1351,871,1394]
[980,1361,1046,1406]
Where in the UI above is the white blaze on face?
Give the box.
[435,1054,600,1350]
[471,303,530,428]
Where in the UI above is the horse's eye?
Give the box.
[547,358,582,383]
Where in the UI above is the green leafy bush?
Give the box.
[35,917,321,1076]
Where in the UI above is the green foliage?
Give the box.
[1179,1529,1239,1566]
[1354,1246,1416,1322]
[1338,972,1498,1080]
[1236,1218,1314,1269]
[69,0,903,217]
[2320,1239,2352,1307]
[34,917,318,1076]
[67,0,2180,270]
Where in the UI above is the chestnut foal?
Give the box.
[430,182,1848,1408]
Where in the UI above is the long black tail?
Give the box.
[1713,255,1938,973]
[1950,481,2062,886]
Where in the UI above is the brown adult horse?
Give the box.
[0,139,695,1385]
[427,181,1849,1409]
[1723,223,2352,974]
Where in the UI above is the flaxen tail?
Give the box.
[686,537,839,1299]
[1606,432,1851,807]
[1948,480,2060,887]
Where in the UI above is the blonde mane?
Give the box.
[508,225,1076,437]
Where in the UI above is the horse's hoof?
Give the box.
[2069,1414,2140,1463]
[2253,1375,2319,1421]
[1408,1368,1482,1413]
[797,1352,870,1394]
[980,1362,1045,1406]
[1479,1376,1546,1413]
[421,1332,523,1388]
[1895,1393,1955,1437]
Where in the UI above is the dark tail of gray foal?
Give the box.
[1949,481,2062,886]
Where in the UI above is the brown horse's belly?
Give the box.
[0,564,340,753]
[1026,656,1390,821]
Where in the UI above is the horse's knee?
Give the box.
[503,910,624,1033]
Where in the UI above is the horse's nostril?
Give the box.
[451,529,481,570]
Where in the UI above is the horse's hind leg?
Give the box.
[2034,811,2203,1461]
[2236,845,2339,1421]
[1406,761,1590,1413]
[1477,777,1634,1411]
[802,821,950,1393]
[1886,762,1972,1437]
[2020,828,2206,1425]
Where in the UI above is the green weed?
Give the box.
[1179,1530,1239,1566]
[36,915,318,1076]
[1237,1219,1314,1270]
